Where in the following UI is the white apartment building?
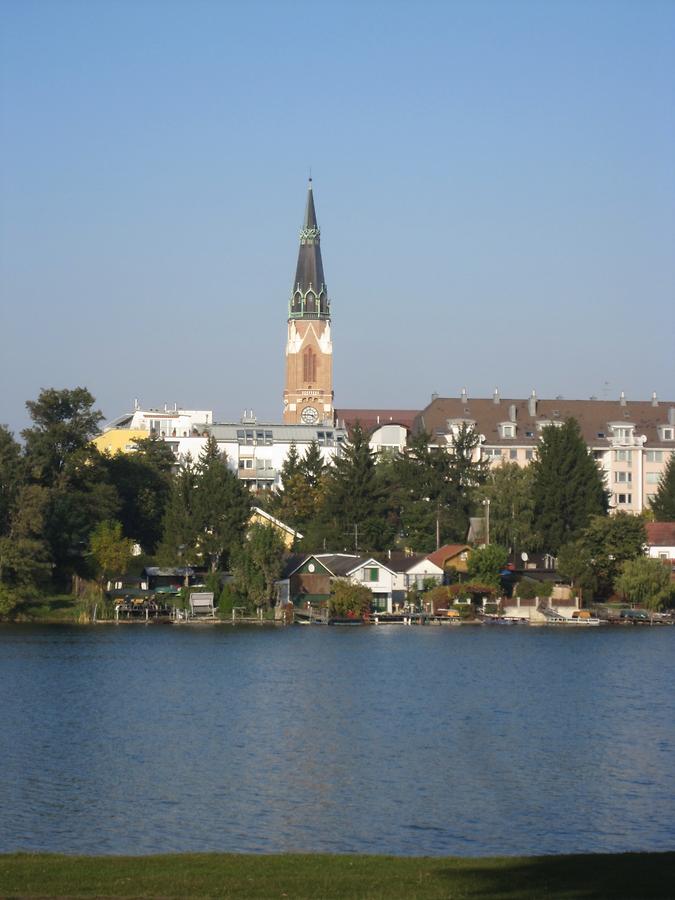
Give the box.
[419,391,674,514]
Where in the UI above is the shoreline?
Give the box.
[1,850,673,899]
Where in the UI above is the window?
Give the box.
[613,426,634,440]
[303,347,317,383]
[264,431,273,445]
[660,427,674,441]
[238,459,254,470]
[364,567,379,582]
[245,430,254,445]
[597,432,605,439]
[484,448,502,458]
[236,430,245,441]
[525,449,535,460]
[500,423,516,438]
[614,472,632,483]
[646,472,661,484]
[525,431,534,438]
[509,449,518,460]
[646,450,663,462]
[615,450,632,462]
[616,493,632,504]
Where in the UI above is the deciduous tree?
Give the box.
[616,556,672,611]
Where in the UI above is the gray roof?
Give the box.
[208,422,346,441]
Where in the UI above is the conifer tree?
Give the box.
[192,436,251,571]
[531,418,609,554]
[158,454,199,565]
[322,423,396,551]
[300,440,325,488]
[650,452,675,521]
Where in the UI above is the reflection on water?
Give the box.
[1,624,674,856]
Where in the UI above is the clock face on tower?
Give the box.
[301,406,319,424]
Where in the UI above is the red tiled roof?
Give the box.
[426,544,471,568]
[645,522,675,546]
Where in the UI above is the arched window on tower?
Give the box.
[303,347,316,383]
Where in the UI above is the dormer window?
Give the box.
[536,420,563,432]
[498,422,516,439]
[659,426,674,441]
[609,423,635,442]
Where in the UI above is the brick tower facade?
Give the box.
[283,179,334,425]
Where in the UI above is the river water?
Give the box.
[1,624,674,857]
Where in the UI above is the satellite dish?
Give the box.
[521,552,529,562]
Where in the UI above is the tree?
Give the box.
[557,512,646,600]
[616,557,672,611]
[300,440,325,487]
[329,579,372,619]
[44,447,120,582]
[89,520,133,578]
[650,453,675,521]
[0,425,24,537]
[23,387,103,484]
[395,426,488,552]
[480,463,537,560]
[0,484,53,616]
[105,436,175,552]
[230,523,286,611]
[531,419,609,554]
[157,454,200,565]
[192,437,251,571]
[466,544,509,588]
[322,424,396,552]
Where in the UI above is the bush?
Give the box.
[329,580,372,619]
[218,583,238,618]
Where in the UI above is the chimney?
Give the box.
[460,387,468,404]
[528,390,537,417]
[669,408,675,426]
[620,391,626,407]
[509,404,517,423]
[431,392,439,402]
[134,398,139,410]
[651,392,658,407]
[493,388,500,405]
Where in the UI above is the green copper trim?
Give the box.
[300,226,320,244]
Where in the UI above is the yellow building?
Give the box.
[93,429,147,455]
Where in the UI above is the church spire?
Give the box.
[290,178,330,319]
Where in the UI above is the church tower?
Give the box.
[283,179,334,425]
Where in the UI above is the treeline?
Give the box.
[2,387,674,616]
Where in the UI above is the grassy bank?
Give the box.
[0,851,673,899]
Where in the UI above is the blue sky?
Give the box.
[1,0,674,432]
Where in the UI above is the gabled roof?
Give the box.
[281,553,364,579]
[250,506,303,539]
[645,522,675,546]
[373,552,427,573]
[345,556,398,576]
[335,409,419,434]
[426,544,471,568]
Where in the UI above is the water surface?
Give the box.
[1,624,673,856]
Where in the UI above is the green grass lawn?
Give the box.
[0,851,673,899]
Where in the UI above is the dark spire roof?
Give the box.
[290,179,330,320]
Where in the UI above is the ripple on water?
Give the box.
[0,624,674,856]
